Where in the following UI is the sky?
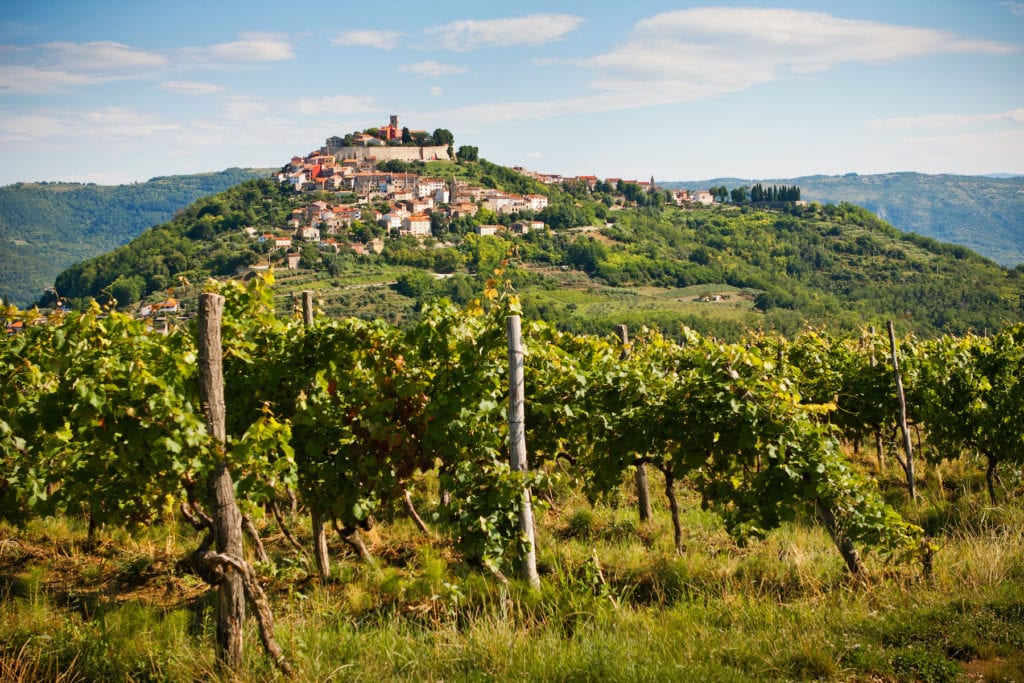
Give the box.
[1,0,1022,186]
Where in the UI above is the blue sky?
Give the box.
[1,1,1022,185]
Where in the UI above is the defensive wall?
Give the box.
[331,145,450,163]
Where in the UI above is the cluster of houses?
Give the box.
[255,117,730,272]
[512,168,715,207]
[269,134,556,263]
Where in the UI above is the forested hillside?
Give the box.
[0,168,268,306]
[50,162,1024,339]
[665,173,1024,267]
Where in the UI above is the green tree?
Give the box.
[462,233,508,273]
[710,186,729,202]
[395,270,436,299]
[730,186,750,204]
[108,274,146,306]
[566,236,609,273]
[537,203,589,230]
[430,210,451,238]
[432,128,454,146]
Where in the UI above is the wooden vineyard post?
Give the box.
[198,293,246,669]
[303,291,331,581]
[867,326,886,472]
[617,324,652,523]
[507,315,541,589]
[887,320,916,500]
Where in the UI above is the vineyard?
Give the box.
[2,274,1023,680]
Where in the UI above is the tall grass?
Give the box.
[1,459,1022,681]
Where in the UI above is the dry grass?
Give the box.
[1,460,1022,681]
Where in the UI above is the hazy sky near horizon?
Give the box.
[1,0,1022,185]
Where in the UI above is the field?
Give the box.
[234,266,765,335]
[2,460,1022,682]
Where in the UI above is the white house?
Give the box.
[525,194,549,211]
[402,214,432,236]
[296,225,321,241]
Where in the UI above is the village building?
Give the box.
[512,220,544,235]
[525,194,549,211]
[296,225,321,242]
[416,177,446,199]
[401,214,432,237]
[379,213,403,230]
[671,189,692,205]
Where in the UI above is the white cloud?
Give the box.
[292,95,379,116]
[580,8,1018,104]
[1000,2,1024,16]
[43,40,169,71]
[424,13,583,51]
[0,112,69,143]
[528,151,543,159]
[400,61,468,77]
[80,107,181,137]
[430,86,443,97]
[423,9,1023,133]
[332,29,403,50]
[867,109,1024,130]
[0,65,109,94]
[181,32,294,63]
[160,80,223,96]
[0,106,178,144]
[429,95,627,128]
[0,40,168,93]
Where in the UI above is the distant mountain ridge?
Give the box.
[663,173,1024,267]
[0,168,270,306]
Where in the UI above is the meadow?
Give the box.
[2,458,1021,682]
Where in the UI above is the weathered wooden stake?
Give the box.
[814,499,863,575]
[617,324,652,523]
[198,292,245,669]
[403,489,431,535]
[887,320,916,500]
[663,469,683,554]
[507,315,540,589]
[301,290,332,580]
[867,326,886,472]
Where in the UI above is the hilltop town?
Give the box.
[97,116,802,327]
[256,115,725,269]
[12,116,817,332]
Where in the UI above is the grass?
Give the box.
[1,461,1022,681]
[264,261,766,336]
[521,279,762,337]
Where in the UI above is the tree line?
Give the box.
[707,184,801,204]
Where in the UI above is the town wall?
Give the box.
[332,145,449,163]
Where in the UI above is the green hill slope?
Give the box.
[48,162,1024,339]
[584,202,1023,336]
[0,168,269,306]
[665,173,1024,267]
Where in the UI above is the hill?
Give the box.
[48,161,1024,339]
[0,168,270,306]
[664,173,1024,267]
